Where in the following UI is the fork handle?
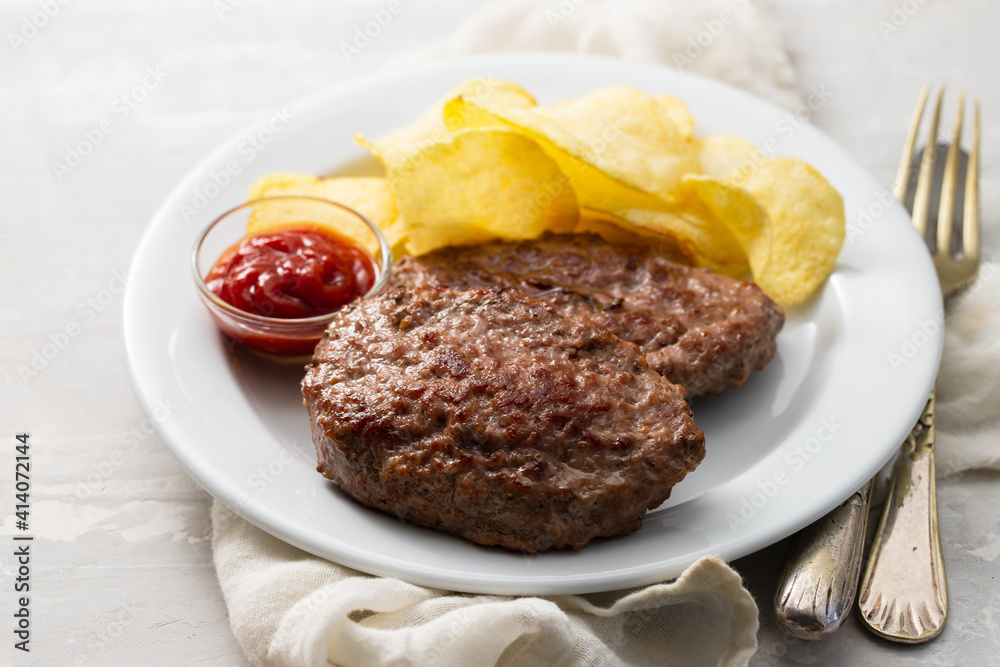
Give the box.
[773,480,872,640]
[857,391,948,642]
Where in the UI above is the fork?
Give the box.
[856,85,981,643]
[773,85,980,642]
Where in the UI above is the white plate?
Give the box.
[124,53,942,595]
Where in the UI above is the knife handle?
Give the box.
[857,391,947,643]
[773,480,872,639]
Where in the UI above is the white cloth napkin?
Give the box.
[401,0,801,111]
[213,502,758,667]
[212,1,803,665]
[936,262,1000,475]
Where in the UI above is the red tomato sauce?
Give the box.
[206,227,376,319]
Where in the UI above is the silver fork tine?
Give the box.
[894,83,931,202]
[911,87,945,241]
[936,90,964,259]
[964,101,981,264]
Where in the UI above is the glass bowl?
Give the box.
[191,196,393,358]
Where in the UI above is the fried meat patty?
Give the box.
[389,234,785,396]
[301,286,706,552]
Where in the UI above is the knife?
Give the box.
[772,480,873,639]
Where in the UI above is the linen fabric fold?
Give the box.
[400,0,801,111]
[212,501,759,667]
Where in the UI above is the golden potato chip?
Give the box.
[246,172,403,256]
[740,158,845,306]
[446,85,698,202]
[696,134,766,180]
[682,175,771,279]
[692,138,846,304]
[353,81,576,255]
[574,207,687,261]
[356,78,536,167]
[442,80,536,133]
[554,163,748,275]
[620,201,750,277]
[382,128,579,256]
[651,95,696,142]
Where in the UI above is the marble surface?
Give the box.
[1,1,997,665]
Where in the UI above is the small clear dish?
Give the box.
[191,196,392,358]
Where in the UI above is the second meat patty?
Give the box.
[389,234,785,396]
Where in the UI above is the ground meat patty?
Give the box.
[388,234,785,396]
[302,286,705,552]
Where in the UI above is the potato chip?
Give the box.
[543,156,748,275]
[693,138,846,304]
[696,134,766,180]
[442,80,536,133]
[247,173,403,256]
[652,95,697,141]
[682,175,771,279]
[446,85,698,202]
[354,81,575,256]
[620,201,750,277]
[356,78,536,167]
[380,128,578,256]
[573,207,686,260]
[739,158,845,306]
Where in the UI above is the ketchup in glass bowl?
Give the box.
[192,196,392,358]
